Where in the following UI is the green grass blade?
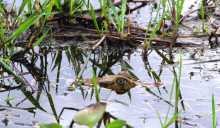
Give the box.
[46,92,59,122]
[163,113,178,128]
[86,1,100,32]
[51,50,62,71]
[33,29,49,47]
[70,0,75,16]
[54,0,62,11]
[212,94,217,128]
[21,88,46,112]
[27,0,32,13]
[92,68,100,102]
[18,0,29,15]
[118,0,127,32]
[8,14,43,42]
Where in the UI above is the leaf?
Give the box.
[54,0,62,11]
[92,68,100,102]
[0,58,46,112]
[154,49,173,64]
[69,0,75,15]
[163,113,178,128]
[33,29,49,47]
[74,102,106,128]
[39,123,63,128]
[107,120,126,128]
[85,1,100,31]
[118,0,127,32]
[21,88,46,112]
[8,14,43,42]
[127,90,132,101]
[51,50,62,71]
[46,92,58,121]
[212,94,217,128]
[18,0,29,15]
[151,70,161,82]
[121,60,133,70]
[45,0,54,14]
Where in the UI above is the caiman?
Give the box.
[70,71,161,94]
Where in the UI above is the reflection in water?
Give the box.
[0,38,220,127]
[1,0,220,127]
[0,39,127,125]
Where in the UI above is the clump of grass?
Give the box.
[85,1,101,32]
[144,0,185,52]
[86,0,128,34]
[110,0,127,33]
[0,0,6,43]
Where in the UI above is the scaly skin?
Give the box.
[83,71,137,94]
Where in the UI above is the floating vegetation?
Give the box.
[73,102,106,128]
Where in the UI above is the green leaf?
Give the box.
[46,92,59,122]
[212,94,217,128]
[8,14,43,42]
[118,0,127,32]
[54,0,62,11]
[33,29,49,47]
[151,70,161,82]
[85,1,100,31]
[21,88,46,112]
[39,123,63,128]
[0,58,46,112]
[69,0,75,16]
[74,102,106,128]
[51,50,62,71]
[107,120,126,128]
[18,0,29,15]
[92,68,100,102]
[163,114,178,128]
[127,90,132,101]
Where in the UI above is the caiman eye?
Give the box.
[116,78,127,86]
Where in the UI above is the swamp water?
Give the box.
[0,0,220,128]
[1,40,220,128]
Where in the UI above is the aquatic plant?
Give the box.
[0,0,219,128]
[38,123,63,128]
[73,102,106,128]
[212,94,217,128]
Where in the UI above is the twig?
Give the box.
[92,36,106,50]
[178,33,220,38]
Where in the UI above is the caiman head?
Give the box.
[80,71,138,94]
[99,75,136,94]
